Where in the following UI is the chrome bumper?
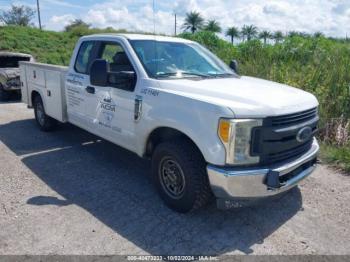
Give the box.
[207,138,319,199]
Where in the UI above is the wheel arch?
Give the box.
[144,126,205,161]
[30,90,44,108]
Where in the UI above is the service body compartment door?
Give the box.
[19,64,28,104]
[21,62,68,122]
[45,70,67,122]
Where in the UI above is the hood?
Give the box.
[157,76,319,118]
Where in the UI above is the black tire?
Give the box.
[0,84,10,101]
[152,139,212,213]
[33,95,57,131]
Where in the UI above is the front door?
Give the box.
[86,41,138,152]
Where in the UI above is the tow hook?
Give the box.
[266,170,281,190]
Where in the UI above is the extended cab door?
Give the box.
[86,41,139,152]
[65,40,97,128]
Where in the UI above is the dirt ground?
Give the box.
[0,101,349,255]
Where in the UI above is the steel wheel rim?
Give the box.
[159,157,186,199]
[36,102,45,126]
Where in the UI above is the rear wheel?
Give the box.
[152,139,212,213]
[0,84,10,101]
[33,95,57,131]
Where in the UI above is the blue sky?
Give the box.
[1,0,350,38]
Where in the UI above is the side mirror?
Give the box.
[109,71,136,91]
[229,59,239,74]
[90,59,109,86]
[109,71,136,81]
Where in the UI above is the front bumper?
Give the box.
[207,138,319,199]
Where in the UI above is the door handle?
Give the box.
[85,86,95,94]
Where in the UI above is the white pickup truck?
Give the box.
[20,34,319,212]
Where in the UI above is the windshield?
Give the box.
[129,40,236,79]
[0,57,30,68]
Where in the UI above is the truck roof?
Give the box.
[81,33,193,43]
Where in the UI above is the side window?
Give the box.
[98,42,133,73]
[74,41,94,74]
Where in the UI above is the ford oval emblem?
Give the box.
[296,126,313,143]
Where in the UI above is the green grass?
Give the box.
[320,143,350,173]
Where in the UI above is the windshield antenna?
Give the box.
[152,0,158,76]
[152,0,156,35]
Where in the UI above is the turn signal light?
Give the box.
[218,119,231,143]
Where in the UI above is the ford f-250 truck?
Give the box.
[20,34,319,213]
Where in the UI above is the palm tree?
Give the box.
[225,26,240,44]
[273,31,284,43]
[259,30,272,44]
[204,19,221,33]
[241,24,258,41]
[182,11,204,34]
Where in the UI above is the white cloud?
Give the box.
[84,1,175,34]
[48,14,76,30]
[41,0,350,38]
[42,0,82,8]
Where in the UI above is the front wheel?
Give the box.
[152,139,212,213]
[33,95,57,131]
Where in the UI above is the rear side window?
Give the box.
[74,41,94,74]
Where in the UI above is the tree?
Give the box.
[241,24,258,41]
[182,11,204,34]
[225,26,240,44]
[288,31,299,37]
[314,31,324,38]
[259,30,272,45]
[288,31,310,38]
[273,31,284,43]
[64,19,91,32]
[0,5,35,26]
[204,20,221,33]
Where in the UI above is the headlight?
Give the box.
[218,118,262,165]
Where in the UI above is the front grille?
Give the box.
[268,107,318,127]
[252,108,318,165]
[267,140,313,163]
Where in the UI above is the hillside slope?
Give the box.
[0,26,77,65]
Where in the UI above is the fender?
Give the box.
[135,88,234,166]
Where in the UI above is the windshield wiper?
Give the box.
[156,71,212,78]
[208,73,236,78]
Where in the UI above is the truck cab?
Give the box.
[20,34,319,212]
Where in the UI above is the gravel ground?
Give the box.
[0,101,349,255]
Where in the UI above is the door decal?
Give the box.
[98,98,121,133]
